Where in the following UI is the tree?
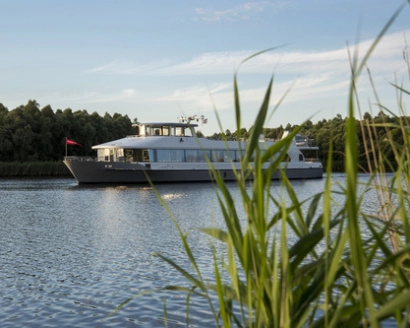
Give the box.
[0,103,8,115]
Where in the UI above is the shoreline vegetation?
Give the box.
[0,105,408,175]
[0,161,70,177]
[0,108,403,178]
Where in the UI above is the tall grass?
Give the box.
[150,4,410,327]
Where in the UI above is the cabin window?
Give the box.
[124,149,150,162]
[299,149,319,162]
[156,149,186,162]
[175,127,185,137]
[157,150,171,162]
[115,148,124,162]
[143,150,151,161]
[186,150,209,162]
[133,149,143,162]
[162,126,170,136]
[147,150,155,161]
[171,150,185,162]
[100,149,113,161]
[226,150,239,162]
[264,151,290,162]
[125,149,134,162]
[104,149,109,161]
[211,150,225,162]
[236,150,243,161]
[97,149,105,161]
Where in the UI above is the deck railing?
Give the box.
[64,156,97,162]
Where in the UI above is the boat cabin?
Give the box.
[91,122,318,166]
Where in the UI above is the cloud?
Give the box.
[193,1,292,21]
[80,29,409,125]
[67,88,141,104]
[86,30,409,80]
[86,59,173,75]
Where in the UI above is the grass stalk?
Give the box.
[116,3,410,326]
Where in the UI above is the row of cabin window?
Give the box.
[123,149,293,163]
[98,148,294,163]
[125,149,240,163]
[144,126,193,137]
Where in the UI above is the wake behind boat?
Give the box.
[64,116,323,184]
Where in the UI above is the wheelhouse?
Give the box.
[131,122,196,137]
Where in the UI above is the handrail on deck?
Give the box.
[64,156,97,162]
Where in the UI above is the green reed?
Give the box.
[148,4,410,327]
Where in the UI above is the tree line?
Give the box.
[208,112,407,172]
[0,100,407,171]
[0,100,135,161]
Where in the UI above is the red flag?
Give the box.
[66,138,82,146]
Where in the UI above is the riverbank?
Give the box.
[0,162,70,177]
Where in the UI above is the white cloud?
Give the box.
[86,59,173,75]
[67,88,141,105]
[80,29,409,128]
[86,30,409,80]
[193,1,292,21]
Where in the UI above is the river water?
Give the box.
[0,174,391,327]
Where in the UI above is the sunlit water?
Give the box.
[0,174,394,327]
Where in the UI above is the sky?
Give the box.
[0,0,409,136]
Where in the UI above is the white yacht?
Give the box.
[64,116,323,184]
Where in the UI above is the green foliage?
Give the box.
[149,3,410,326]
[206,110,410,172]
[0,101,134,162]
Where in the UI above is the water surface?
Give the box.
[0,174,384,327]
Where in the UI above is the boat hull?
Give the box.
[64,159,323,184]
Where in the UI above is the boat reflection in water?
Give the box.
[64,115,323,184]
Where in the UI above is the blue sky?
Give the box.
[0,0,409,135]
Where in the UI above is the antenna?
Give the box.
[177,115,208,125]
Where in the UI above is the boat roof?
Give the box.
[91,135,244,150]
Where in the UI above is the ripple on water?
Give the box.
[0,175,396,327]
[0,179,221,327]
